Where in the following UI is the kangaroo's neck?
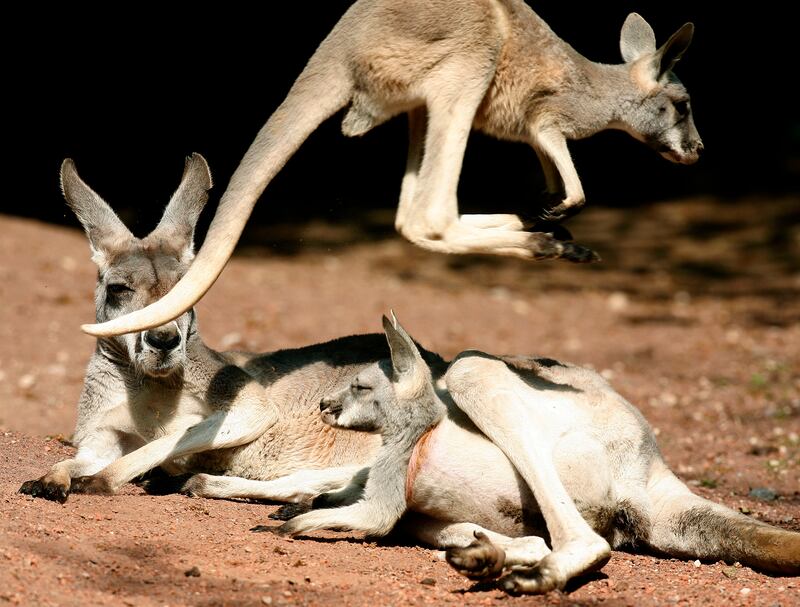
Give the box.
[479,4,633,141]
[560,62,635,139]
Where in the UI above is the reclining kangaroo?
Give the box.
[82,1,702,338]
[19,155,391,503]
[270,315,799,592]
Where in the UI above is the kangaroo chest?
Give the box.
[125,383,210,442]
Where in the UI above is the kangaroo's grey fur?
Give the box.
[83,1,702,338]
[272,316,799,593]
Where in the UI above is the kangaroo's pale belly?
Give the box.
[406,418,544,537]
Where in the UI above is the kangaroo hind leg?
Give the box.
[446,354,611,593]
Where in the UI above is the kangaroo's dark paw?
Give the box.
[560,242,601,264]
[269,502,312,521]
[70,475,113,495]
[539,200,584,223]
[525,234,600,263]
[139,472,195,496]
[19,478,69,504]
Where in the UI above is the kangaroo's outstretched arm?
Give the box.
[70,382,278,495]
[147,467,365,504]
[531,127,585,222]
[19,437,124,503]
[20,382,134,502]
[271,497,403,539]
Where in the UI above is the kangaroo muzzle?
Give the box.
[143,323,181,352]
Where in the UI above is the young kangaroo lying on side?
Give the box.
[273,315,799,593]
[84,2,702,338]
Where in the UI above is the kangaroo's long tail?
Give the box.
[82,25,354,337]
[646,466,800,575]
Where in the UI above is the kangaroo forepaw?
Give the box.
[139,472,195,496]
[539,200,584,223]
[269,502,312,521]
[70,475,114,495]
[18,478,69,504]
[446,531,506,580]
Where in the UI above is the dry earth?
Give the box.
[0,196,798,606]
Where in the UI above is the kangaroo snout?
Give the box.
[319,396,341,414]
[143,323,181,352]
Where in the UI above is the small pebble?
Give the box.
[740,588,751,596]
[18,374,36,390]
[749,487,777,501]
[693,560,701,568]
[261,597,272,606]
[420,577,436,586]
[184,566,201,577]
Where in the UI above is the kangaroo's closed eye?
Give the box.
[106,284,134,296]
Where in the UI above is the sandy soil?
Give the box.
[0,197,798,606]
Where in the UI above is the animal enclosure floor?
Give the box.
[0,198,798,606]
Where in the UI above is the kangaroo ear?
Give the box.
[382,312,423,379]
[147,153,213,260]
[654,22,694,79]
[620,13,656,63]
[60,159,133,266]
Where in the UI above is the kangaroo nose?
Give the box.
[144,325,180,351]
[695,141,704,155]
[320,397,332,412]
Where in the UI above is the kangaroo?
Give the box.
[269,314,800,593]
[81,1,702,338]
[19,154,400,504]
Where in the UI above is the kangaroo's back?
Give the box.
[190,333,448,480]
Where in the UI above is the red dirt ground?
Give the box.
[1,197,798,606]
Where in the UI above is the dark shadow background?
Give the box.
[5,2,798,241]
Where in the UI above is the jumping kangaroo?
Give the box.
[270,314,799,593]
[82,1,702,338]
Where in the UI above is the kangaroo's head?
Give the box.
[615,13,702,164]
[62,154,213,377]
[319,314,443,435]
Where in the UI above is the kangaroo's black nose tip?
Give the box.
[319,398,330,412]
[144,328,180,351]
[692,140,704,156]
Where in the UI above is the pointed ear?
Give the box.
[654,22,694,79]
[620,13,656,63]
[382,312,423,379]
[147,153,213,258]
[60,158,133,266]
